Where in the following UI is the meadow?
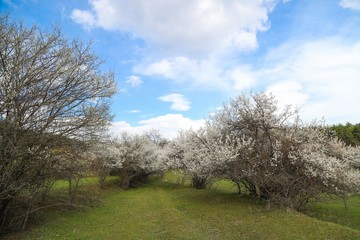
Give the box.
[4,172,360,240]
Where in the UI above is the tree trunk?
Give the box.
[192,176,207,189]
[231,179,242,194]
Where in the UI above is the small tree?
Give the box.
[51,139,90,203]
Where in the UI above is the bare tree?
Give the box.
[0,15,116,229]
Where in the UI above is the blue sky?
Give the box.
[1,0,360,138]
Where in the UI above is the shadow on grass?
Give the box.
[305,195,360,231]
[150,174,360,232]
[142,176,264,211]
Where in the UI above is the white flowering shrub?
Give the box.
[169,125,247,189]
[169,92,360,209]
[208,93,360,209]
[287,126,360,196]
[87,141,123,188]
[170,129,214,189]
[109,132,168,189]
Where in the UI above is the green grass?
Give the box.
[307,195,360,231]
[4,173,360,240]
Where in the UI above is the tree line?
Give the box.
[329,123,360,147]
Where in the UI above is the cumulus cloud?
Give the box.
[158,94,191,111]
[265,81,309,107]
[229,66,257,91]
[71,0,277,55]
[135,56,257,91]
[259,38,360,123]
[71,1,281,92]
[70,0,360,124]
[135,56,220,88]
[339,0,360,10]
[71,9,97,30]
[126,75,143,87]
[109,114,205,139]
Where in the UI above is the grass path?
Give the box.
[5,175,360,240]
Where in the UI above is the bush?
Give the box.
[92,132,168,190]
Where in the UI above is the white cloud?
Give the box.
[70,0,360,125]
[339,0,360,10]
[158,94,191,111]
[71,1,281,92]
[135,56,257,91]
[135,56,223,88]
[258,38,360,123]
[71,9,97,30]
[109,114,205,139]
[129,109,141,113]
[139,57,185,79]
[126,75,143,87]
[232,30,259,51]
[229,66,257,91]
[71,0,278,55]
[265,81,309,107]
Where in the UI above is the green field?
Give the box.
[4,173,360,240]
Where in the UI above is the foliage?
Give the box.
[330,122,360,146]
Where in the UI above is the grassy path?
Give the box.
[5,176,360,240]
